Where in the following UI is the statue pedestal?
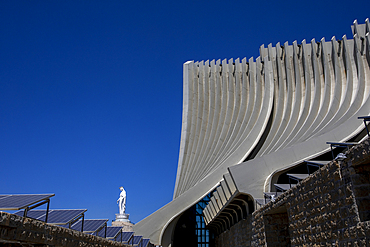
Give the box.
[112,213,133,231]
[115,213,130,222]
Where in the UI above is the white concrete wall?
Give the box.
[134,19,370,246]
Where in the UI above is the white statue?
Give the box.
[117,186,126,215]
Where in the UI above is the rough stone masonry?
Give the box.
[0,211,129,247]
[215,138,370,247]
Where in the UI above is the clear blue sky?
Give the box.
[0,1,369,224]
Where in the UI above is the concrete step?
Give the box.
[287,173,309,181]
[274,184,293,191]
[263,192,283,198]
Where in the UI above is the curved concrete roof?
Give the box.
[134,19,370,246]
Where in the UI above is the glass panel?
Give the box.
[194,191,216,247]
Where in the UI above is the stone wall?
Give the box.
[0,212,128,247]
[215,139,370,246]
[215,217,252,247]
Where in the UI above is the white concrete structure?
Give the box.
[134,19,370,246]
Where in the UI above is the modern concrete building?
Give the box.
[134,19,370,246]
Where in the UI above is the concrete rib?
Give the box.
[258,44,288,155]
[185,61,206,189]
[269,42,297,152]
[277,41,306,150]
[173,61,194,198]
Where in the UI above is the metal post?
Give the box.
[330,144,334,159]
[23,207,29,218]
[363,119,370,137]
[45,199,50,223]
[81,213,84,232]
[307,163,310,175]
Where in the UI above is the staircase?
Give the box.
[255,160,330,209]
